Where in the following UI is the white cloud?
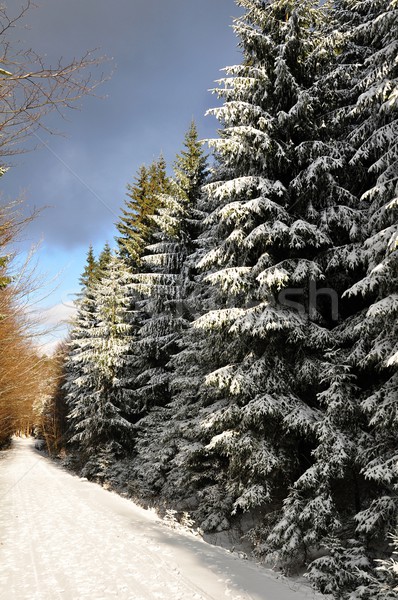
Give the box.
[41,302,76,327]
[38,338,63,357]
[35,302,77,355]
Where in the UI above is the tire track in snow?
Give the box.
[0,439,325,600]
[0,442,210,599]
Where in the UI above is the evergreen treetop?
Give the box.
[115,157,170,267]
[79,244,98,291]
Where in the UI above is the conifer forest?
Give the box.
[1,1,398,599]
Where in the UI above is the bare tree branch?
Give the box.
[0,0,110,159]
[0,1,110,444]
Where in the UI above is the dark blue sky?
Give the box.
[1,0,242,350]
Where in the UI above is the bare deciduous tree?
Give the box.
[0,0,108,158]
[0,0,108,444]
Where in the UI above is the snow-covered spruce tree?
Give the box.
[132,124,207,406]
[65,252,135,475]
[173,120,209,209]
[298,1,398,597]
[64,240,107,417]
[76,241,111,299]
[79,243,97,290]
[372,530,398,599]
[116,157,169,268]
[63,246,99,447]
[129,123,211,499]
[96,241,112,280]
[171,0,369,543]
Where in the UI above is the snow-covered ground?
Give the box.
[0,438,326,600]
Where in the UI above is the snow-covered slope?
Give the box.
[0,438,326,600]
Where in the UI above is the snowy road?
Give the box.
[0,438,322,600]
